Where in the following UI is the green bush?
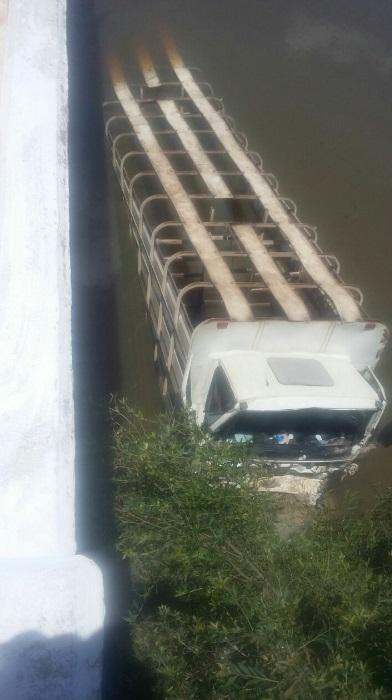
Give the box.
[112,399,392,699]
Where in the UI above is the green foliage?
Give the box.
[112,399,392,699]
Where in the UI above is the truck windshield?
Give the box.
[215,408,374,460]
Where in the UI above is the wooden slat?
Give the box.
[232,224,310,321]
[108,55,253,323]
[136,46,232,199]
[165,39,362,323]
[159,101,232,197]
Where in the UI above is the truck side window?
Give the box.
[205,366,235,422]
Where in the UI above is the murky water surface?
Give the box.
[95,0,392,506]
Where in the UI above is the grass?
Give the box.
[112,398,392,699]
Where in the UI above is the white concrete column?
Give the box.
[0,1,7,90]
[0,1,104,697]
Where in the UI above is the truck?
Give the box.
[104,43,388,479]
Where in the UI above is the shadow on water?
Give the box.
[67,1,160,697]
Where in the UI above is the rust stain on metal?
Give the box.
[162,31,183,68]
[135,40,160,87]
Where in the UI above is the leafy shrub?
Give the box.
[112,399,392,699]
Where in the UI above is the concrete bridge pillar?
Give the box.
[0,1,104,697]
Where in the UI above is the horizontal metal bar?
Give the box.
[158,237,275,246]
[139,80,214,97]
[118,168,243,183]
[147,64,203,76]
[160,250,305,262]
[106,112,207,121]
[134,95,223,108]
[110,145,230,157]
[109,126,224,137]
[138,190,265,203]
[148,220,277,255]
[204,299,272,307]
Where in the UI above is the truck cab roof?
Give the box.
[217,351,380,412]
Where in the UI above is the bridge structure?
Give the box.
[0,2,104,698]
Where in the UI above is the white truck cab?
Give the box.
[183,320,387,474]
